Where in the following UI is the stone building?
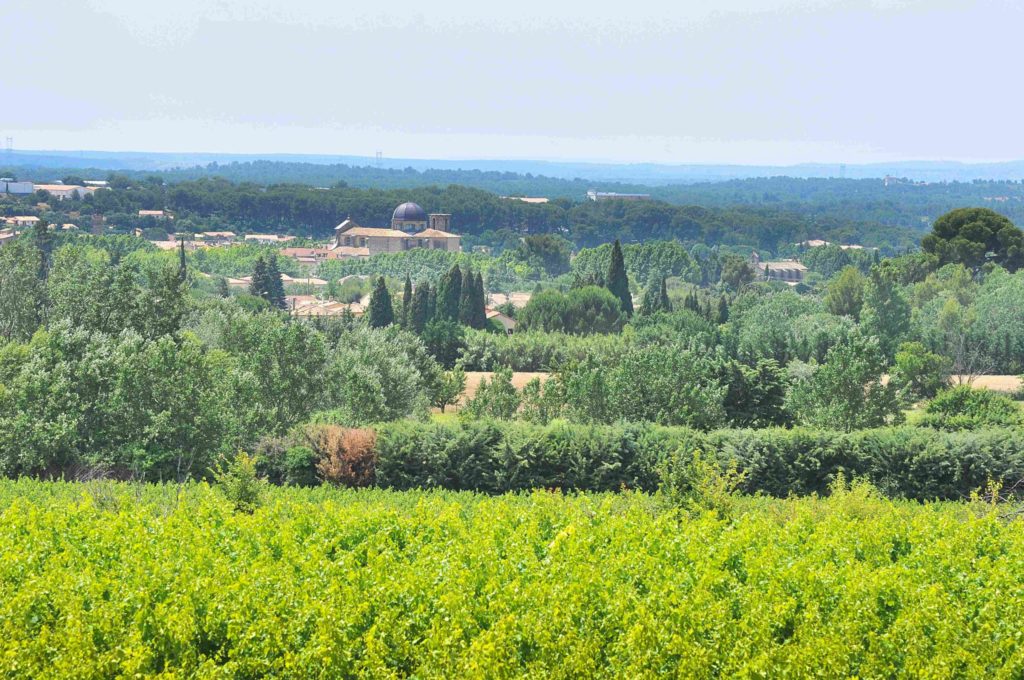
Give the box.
[331,202,460,257]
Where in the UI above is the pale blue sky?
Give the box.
[2,0,1020,164]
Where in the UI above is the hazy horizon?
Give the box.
[4,0,1022,166]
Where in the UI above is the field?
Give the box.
[2,480,1024,677]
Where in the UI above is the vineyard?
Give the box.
[2,480,1024,677]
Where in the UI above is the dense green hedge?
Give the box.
[370,420,1024,500]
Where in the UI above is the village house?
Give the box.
[751,251,807,284]
[139,210,171,220]
[244,234,295,245]
[197,231,236,246]
[34,184,100,200]
[486,308,517,335]
[3,216,40,229]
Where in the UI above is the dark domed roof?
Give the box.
[392,202,427,222]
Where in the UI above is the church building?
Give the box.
[330,202,461,257]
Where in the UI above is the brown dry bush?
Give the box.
[309,426,377,487]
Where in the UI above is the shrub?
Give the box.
[212,451,266,513]
[310,426,377,487]
[369,419,1024,500]
[919,385,1023,430]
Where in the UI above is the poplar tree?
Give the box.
[605,239,632,316]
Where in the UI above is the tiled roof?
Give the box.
[415,228,459,238]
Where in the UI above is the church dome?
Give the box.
[392,202,427,222]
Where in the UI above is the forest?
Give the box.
[5,165,1024,251]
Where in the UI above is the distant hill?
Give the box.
[6,149,1024,184]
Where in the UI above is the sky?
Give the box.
[2,0,1021,165]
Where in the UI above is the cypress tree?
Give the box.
[367,276,395,328]
[410,281,430,333]
[639,278,663,316]
[426,283,437,322]
[659,277,671,312]
[249,256,268,300]
[401,275,413,328]
[458,268,475,326]
[605,239,632,316]
[717,295,730,324]
[472,272,488,329]
[266,254,287,309]
[437,265,462,321]
[178,240,188,282]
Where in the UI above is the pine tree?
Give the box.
[605,239,632,316]
[437,265,462,321]
[401,275,413,328]
[265,254,287,309]
[367,276,395,328]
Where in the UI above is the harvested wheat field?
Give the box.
[455,371,551,408]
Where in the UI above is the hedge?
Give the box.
[369,420,1024,500]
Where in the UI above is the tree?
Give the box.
[890,341,951,402]
[463,367,520,420]
[0,239,44,341]
[716,295,729,324]
[366,276,395,328]
[409,281,432,334]
[431,366,466,413]
[719,254,755,291]
[639,276,671,315]
[825,266,865,320]
[784,334,903,431]
[922,207,1024,272]
[401,275,413,328]
[248,256,269,302]
[458,267,475,326]
[470,272,488,330]
[605,239,633,316]
[421,319,466,368]
[178,241,188,282]
[265,254,287,309]
[518,286,624,335]
[514,234,572,276]
[860,266,910,359]
[436,265,463,321]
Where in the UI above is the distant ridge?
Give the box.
[6,149,1024,184]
